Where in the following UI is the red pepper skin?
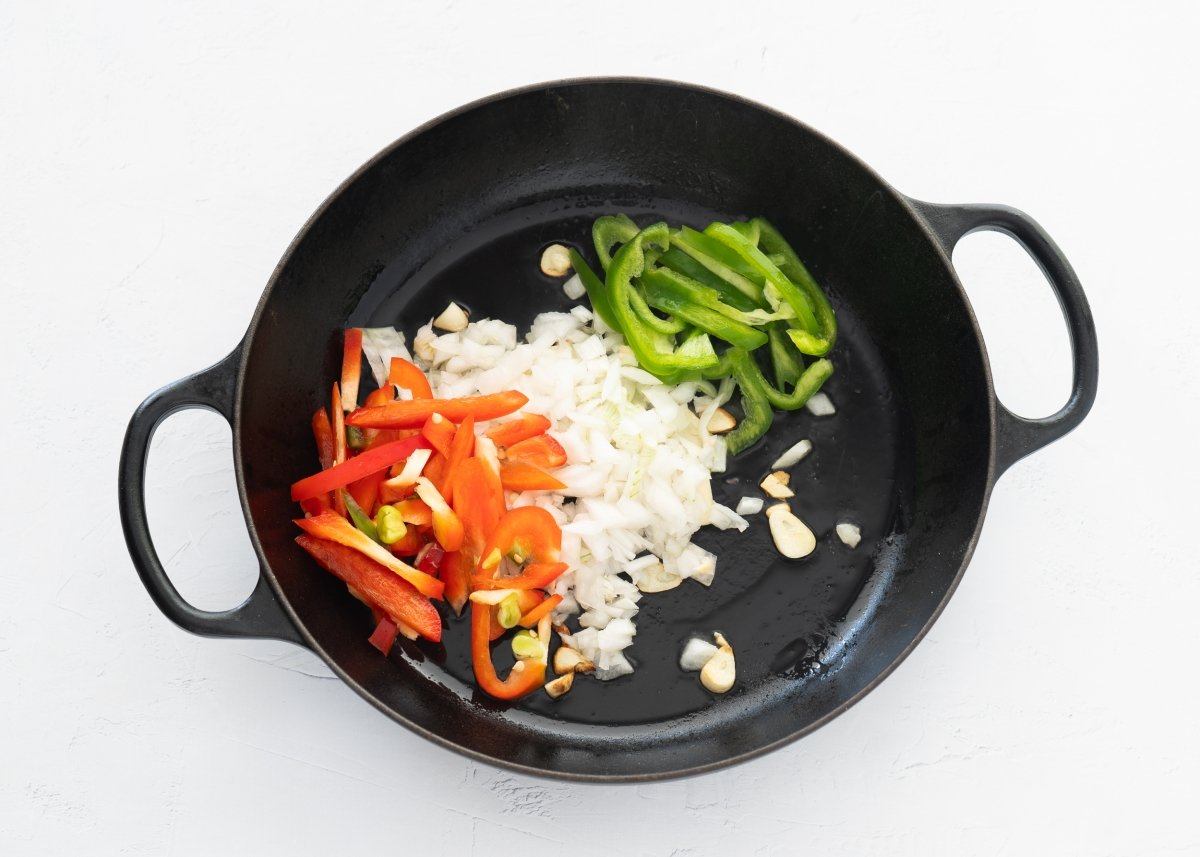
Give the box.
[518,593,563,628]
[346,390,528,429]
[295,511,443,599]
[341,328,364,408]
[504,433,567,469]
[499,462,567,492]
[388,357,433,399]
[485,413,551,447]
[477,562,569,591]
[470,602,545,700]
[295,535,441,642]
[331,383,348,516]
[291,436,430,502]
[312,408,335,470]
[420,414,456,459]
[438,414,475,505]
[442,457,506,613]
[368,616,398,655]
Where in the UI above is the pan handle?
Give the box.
[910,200,1099,474]
[118,346,306,646]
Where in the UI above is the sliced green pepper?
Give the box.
[592,214,640,271]
[750,218,838,356]
[767,322,803,389]
[657,246,762,311]
[606,223,719,381]
[342,490,381,543]
[568,249,620,331]
[640,272,768,350]
[639,267,793,326]
[723,350,834,454]
[627,285,688,335]
[670,227,764,304]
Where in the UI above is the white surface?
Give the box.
[3,2,1197,854]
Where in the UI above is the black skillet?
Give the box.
[118,79,1098,781]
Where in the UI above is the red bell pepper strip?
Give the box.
[413,477,464,553]
[312,408,335,470]
[341,328,363,410]
[438,414,475,505]
[504,433,567,470]
[415,542,445,577]
[298,495,327,516]
[330,383,348,516]
[420,413,455,458]
[291,436,430,502]
[394,497,433,526]
[499,462,567,492]
[295,534,441,641]
[485,413,551,447]
[441,457,505,614]
[368,615,399,655]
[388,357,433,399]
[518,593,563,628]
[346,390,528,429]
[477,561,569,591]
[294,511,443,599]
[471,603,546,700]
[386,525,427,557]
[346,468,384,517]
[486,590,545,640]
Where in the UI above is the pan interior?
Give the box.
[239,80,991,777]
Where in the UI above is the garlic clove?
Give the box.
[540,244,573,277]
[765,503,817,558]
[433,302,469,332]
[706,407,737,434]
[545,671,575,699]
[760,471,795,499]
[700,634,736,693]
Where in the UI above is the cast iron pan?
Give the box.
[118,78,1098,781]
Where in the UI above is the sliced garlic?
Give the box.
[433,302,469,332]
[770,439,812,470]
[553,646,595,675]
[634,560,683,593]
[760,471,794,499]
[706,407,737,434]
[545,671,575,699]
[766,503,817,558]
[540,244,573,277]
[700,633,736,693]
[836,521,862,549]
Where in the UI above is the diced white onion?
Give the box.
[735,496,764,515]
[679,637,719,671]
[562,273,586,300]
[771,439,813,470]
[836,521,862,548]
[805,392,836,416]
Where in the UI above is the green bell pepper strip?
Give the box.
[627,284,688,335]
[731,219,761,246]
[723,349,835,454]
[341,489,381,544]
[657,247,762,312]
[593,214,640,271]
[606,223,719,381]
[639,266,794,326]
[670,227,764,303]
[567,249,620,331]
[749,218,838,356]
[704,222,833,356]
[639,275,768,350]
[767,322,803,389]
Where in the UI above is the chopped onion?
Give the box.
[735,496,764,515]
[562,273,586,300]
[805,392,836,416]
[679,637,718,671]
[836,521,862,548]
[771,439,813,470]
[360,327,412,388]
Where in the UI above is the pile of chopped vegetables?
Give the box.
[289,214,844,701]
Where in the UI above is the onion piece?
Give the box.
[805,392,836,416]
[770,439,813,470]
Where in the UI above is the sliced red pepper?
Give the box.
[415,542,445,577]
[312,408,335,471]
[295,511,443,599]
[346,468,385,517]
[414,478,464,553]
[364,386,394,407]
[438,414,475,504]
[487,590,544,640]
[291,436,430,502]
[295,534,441,641]
[485,413,552,447]
[477,562,569,591]
[518,593,563,628]
[298,495,327,516]
[331,383,347,516]
[441,456,505,614]
[499,462,567,492]
[341,328,363,410]
[368,615,399,655]
[388,357,433,399]
[504,433,567,470]
[420,413,455,459]
[394,497,433,526]
[471,603,545,700]
[346,390,528,429]
[386,525,427,557]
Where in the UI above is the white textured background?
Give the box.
[3,2,1197,854]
